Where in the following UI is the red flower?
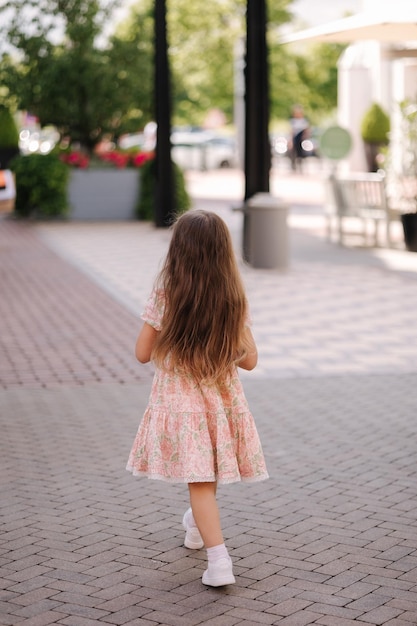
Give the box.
[60,151,90,168]
[61,148,154,169]
[132,151,155,168]
[78,156,90,169]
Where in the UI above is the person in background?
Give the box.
[289,104,310,172]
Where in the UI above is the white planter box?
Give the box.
[69,169,140,220]
[0,169,16,214]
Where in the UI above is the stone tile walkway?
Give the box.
[1,167,417,625]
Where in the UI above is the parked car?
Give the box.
[171,129,238,170]
[205,136,238,168]
[118,126,238,170]
[118,132,146,150]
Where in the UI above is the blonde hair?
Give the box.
[152,210,250,384]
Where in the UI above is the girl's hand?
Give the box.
[135,322,158,363]
[237,327,258,371]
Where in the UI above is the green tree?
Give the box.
[269,43,302,122]
[111,0,292,128]
[109,0,157,134]
[166,0,240,124]
[0,0,342,144]
[290,43,346,123]
[0,0,150,150]
[166,0,292,125]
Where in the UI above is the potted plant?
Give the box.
[360,102,390,173]
[62,147,191,222]
[62,148,154,220]
[397,99,417,252]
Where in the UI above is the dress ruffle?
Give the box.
[126,407,269,484]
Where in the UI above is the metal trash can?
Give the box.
[245,193,288,269]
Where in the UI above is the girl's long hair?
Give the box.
[152,210,250,384]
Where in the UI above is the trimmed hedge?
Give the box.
[137,159,191,222]
[361,103,390,144]
[10,153,70,219]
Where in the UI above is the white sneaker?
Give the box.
[202,557,236,587]
[182,508,204,549]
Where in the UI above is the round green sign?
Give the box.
[319,125,352,160]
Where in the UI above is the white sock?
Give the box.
[207,543,229,563]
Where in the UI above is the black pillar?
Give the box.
[154,0,175,227]
[244,0,271,202]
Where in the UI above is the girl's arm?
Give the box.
[135,322,158,363]
[237,327,258,371]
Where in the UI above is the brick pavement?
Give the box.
[1,168,417,625]
[0,221,153,389]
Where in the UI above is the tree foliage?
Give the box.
[167,0,293,125]
[0,104,19,147]
[0,0,152,150]
[0,0,344,147]
[109,1,157,133]
[289,43,346,124]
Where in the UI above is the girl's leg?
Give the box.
[187,482,235,586]
[188,482,223,548]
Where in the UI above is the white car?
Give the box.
[118,132,146,150]
[118,127,238,171]
[171,130,238,170]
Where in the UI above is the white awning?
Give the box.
[280,12,417,44]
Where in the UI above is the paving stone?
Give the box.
[316,617,365,626]
[12,611,67,626]
[275,609,325,625]
[357,605,404,624]
[223,606,277,624]
[1,170,417,625]
[192,617,240,626]
[264,597,313,616]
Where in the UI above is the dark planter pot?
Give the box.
[363,142,382,173]
[401,212,417,252]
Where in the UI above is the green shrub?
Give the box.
[10,153,69,219]
[360,103,390,144]
[0,105,19,148]
[137,159,191,221]
[0,105,20,169]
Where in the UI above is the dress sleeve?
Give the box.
[141,288,165,331]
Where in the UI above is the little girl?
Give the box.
[126,209,268,587]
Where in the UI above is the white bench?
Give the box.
[325,172,400,247]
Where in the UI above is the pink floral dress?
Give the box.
[126,289,269,484]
